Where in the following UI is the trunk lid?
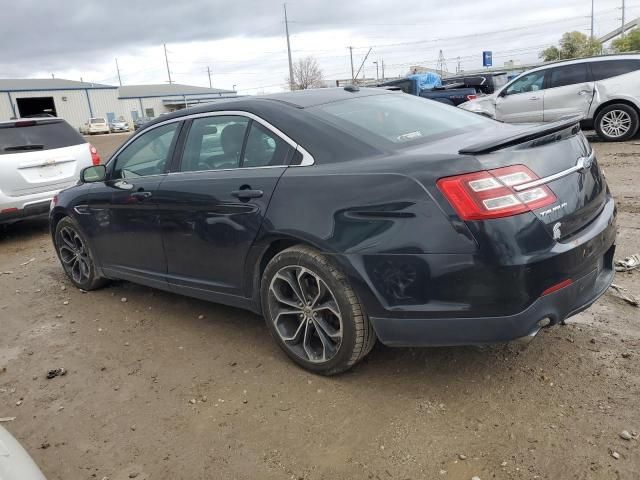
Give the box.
[0,119,90,197]
[408,117,607,241]
[459,120,606,240]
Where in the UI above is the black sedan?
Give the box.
[50,88,616,375]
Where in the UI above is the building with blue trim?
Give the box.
[0,79,236,130]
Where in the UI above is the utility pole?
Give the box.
[354,47,372,84]
[163,43,172,85]
[381,59,385,81]
[115,58,122,86]
[349,46,355,84]
[283,4,294,91]
[373,61,379,81]
[590,0,595,40]
[436,50,448,78]
[621,0,626,38]
[51,73,55,79]
[207,66,212,88]
[456,56,461,74]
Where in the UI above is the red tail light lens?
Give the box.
[466,94,477,101]
[437,165,556,220]
[89,143,101,165]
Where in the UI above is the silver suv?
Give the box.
[460,54,640,141]
[0,117,98,224]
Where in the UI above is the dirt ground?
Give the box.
[1,132,639,480]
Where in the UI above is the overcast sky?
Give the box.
[2,0,639,93]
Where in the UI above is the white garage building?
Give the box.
[0,79,236,130]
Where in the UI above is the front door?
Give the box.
[543,63,594,122]
[85,121,182,288]
[495,69,547,123]
[157,114,295,299]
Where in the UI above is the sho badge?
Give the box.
[553,222,562,240]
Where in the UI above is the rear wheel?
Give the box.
[54,217,107,291]
[261,245,376,375]
[595,104,639,142]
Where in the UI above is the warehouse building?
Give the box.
[0,79,236,130]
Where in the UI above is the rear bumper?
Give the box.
[0,188,68,224]
[369,244,615,346]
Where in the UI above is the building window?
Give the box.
[144,108,155,118]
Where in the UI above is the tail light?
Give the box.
[437,165,556,220]
[466,94,477,101]
[89,143,101,165]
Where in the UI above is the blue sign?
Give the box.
[483,51,492,67]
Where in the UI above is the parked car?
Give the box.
[0,426,47,479]
[460,54,640,141]
[379,74,477,106]
[50,88,616,375]
[0,117,100,224]
[109,119,130,133]
[82,117,110,135]
[442,71,509,95]
[133,117,152,131]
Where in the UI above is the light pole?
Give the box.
[233,84,237,92]
[373,61,379,82]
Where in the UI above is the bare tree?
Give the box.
[290,56,325,90]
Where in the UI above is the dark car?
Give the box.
[50,88,616,375]
[133,117,152,131]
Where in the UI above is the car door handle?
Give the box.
[130,191,153,201]
[529,96,541,100]
[231,189,263,199]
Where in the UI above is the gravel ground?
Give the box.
[1,133,639,480]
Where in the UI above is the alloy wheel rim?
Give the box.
[58,226,91,284]
[268,265,343,364]
[601,110,632,138]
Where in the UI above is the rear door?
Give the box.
[86,121,182,288]
[0,119,90,197]
[495,69,547,122]
[157,113,295,298]
[543,63,594,122]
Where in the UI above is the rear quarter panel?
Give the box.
[589,71,640,118]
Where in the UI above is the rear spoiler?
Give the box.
[459,115,583,155]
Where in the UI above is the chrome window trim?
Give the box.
[107,110,315,174]
[513,150,596,192]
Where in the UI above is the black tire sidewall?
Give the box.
[261,249,360,375]
[595,104,639,142]
[54,217,100,290]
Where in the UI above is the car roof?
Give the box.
[139,87,396,130]
[526,53,640,73]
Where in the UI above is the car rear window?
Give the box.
[0,120,85,155]
[311,93,489,146]
[91,118,106,124]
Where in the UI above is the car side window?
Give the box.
[505,71,546,95]
[113,122,180,179]
[180,116,250,172]
[590,59,640,81]
[242,121,292,168]
[549,64,589,88]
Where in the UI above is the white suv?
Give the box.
[460,54,640,141]
[0,117,99,224]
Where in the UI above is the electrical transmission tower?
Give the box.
[436,50,448,77]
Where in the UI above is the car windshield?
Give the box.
[91,118,106,124]
[311,93,490,146]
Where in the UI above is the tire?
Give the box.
[261,245,376,375]
[594,103,639,142]
[54,217,108,291]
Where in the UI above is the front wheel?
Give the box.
[594,104,639,142]
[54,217,107,291]
[261,246,376,375]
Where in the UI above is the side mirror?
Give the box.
[81,165,106,183]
